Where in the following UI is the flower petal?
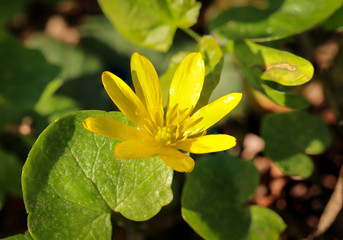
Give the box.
[102,71,152,130]
[183,93,242,136]
[131,52,164,127]
[175,134,237,154]
[159,147,195,172]
[83,116,149,142]
[114,140,160,159]
[166,52,205,126]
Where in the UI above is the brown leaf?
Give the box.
[312,166,343,237]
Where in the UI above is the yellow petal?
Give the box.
[83,116,149,142]
[102,71,152,131]
[166,52,205,126]
[175,134,237,154]
[114,140,160,159]
[131,52,164,127]
[183,93,242,136]
[159,147,195,172]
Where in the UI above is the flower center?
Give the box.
[155,126,176,145]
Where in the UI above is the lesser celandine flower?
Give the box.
[83,52,242,172]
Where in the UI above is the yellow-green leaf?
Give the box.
[233,40,313,109]
[97,0,201,51]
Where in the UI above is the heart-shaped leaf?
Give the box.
[210,0,343,41]
[97,0,201,51]
[182,153,286,240]
[22,110,173,239]
[261,111,332,178]
[233,40,312,109]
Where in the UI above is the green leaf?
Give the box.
[322,6,343,31]
[34,78,80,123]
[0,149,22,209]
[233,40,312,109]
[36,94,80,122]
[182,153,286,240]
[0,34,60,124]
[80,15,197,75]
[195,35,224,110]
[97,0,201,52]
[262,84,310,110]
[26,34,109,112]
[22,110,173,239]
[261,111,332,178]
[81,15,157,59]
[234,40,313,86]
[245,206,287,240]
[210,0,343,41]
[26,34,102,81]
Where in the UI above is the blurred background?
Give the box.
[0,0,342,239]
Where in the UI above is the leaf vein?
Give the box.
[115,162,164,210]
[69,143,109,210]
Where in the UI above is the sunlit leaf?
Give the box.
[210,0,343,41]
[22,110,173,239]
[233,40,312,109]
[182,153,286,240]
[80,15,196,73]
[97,0,201,51]
[261,111,332,178]
[81,15,155,58]
[234,40,313,86]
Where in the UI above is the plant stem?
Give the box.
[181,28,201,41]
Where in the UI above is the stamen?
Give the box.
[155,126,177,145]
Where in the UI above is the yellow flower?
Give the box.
[83,52,242,172]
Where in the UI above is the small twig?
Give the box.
[307,166,343,239]
[181,28,201,41]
